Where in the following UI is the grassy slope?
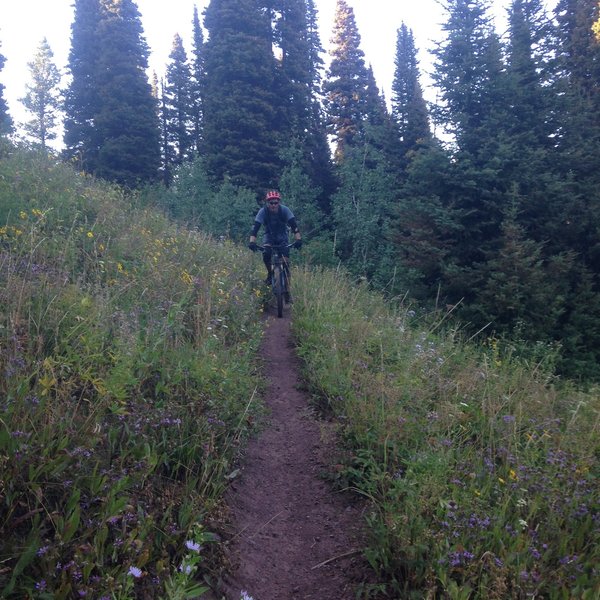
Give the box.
[291,268,599,599]
[1,144,598,599]
[0,145,267,598]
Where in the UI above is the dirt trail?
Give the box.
[216,312,371,600]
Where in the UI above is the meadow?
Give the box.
[292,268,599,599]
[0,144,266,598]
[1,143,598,599]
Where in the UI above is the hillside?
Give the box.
[0,145,598,598]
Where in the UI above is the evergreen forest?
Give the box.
[2,0,600,380]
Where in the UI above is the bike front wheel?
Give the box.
[274,265,284,318]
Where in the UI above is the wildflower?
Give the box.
[509,469,518,480]
[35,580,47,591]
[502,415,516,423]
[185,540,202,552]
[87,231,94,238]
[19,211,27,219]
[36,545,50,556]
[128,566,142,578]
[240,592,255,600]
[179,563,193,574]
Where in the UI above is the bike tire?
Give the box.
[275,266,284,318]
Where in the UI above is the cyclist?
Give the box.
[248,190,302,284]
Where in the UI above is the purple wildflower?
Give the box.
[128,566,142,578]
[185,540,202,552]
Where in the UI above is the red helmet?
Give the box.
[265,190,281,202]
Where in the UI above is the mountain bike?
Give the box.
[258,243,295,318]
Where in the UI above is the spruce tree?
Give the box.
[63,0,103,169]
[190,6,205,156]
[164,34,194,169]
[552,0,600,270]
[20,38,62,150]
[0,41,13,135]
[202,0,281,194]
[323,0,371,160]
[504,0,559,246]
[64,0,160,186]
[430,0,511,297]
[391,24,431,173]
[275,0,335,213]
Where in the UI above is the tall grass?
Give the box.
[292,267,599,599]
[0,144,267,598]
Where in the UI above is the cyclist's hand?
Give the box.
[293,239,303,250]
[248,241,258,252]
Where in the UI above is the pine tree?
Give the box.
[391,23,431,173]
[64,0,160,186]
[158,78,176,186]
[20,38,62,150]
[164,34,194,168]
[202,0,281,194]
[432,0,510,155]
[504,0,560,246]
[0,41,13,135]
[63,0,103,169]
[430,0,511,289]
[190,6,204,155]
[323,0,371,160]
[273,0,312,130]
[275,0,335,213]
[552,0,600,271]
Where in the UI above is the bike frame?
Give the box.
[259,243,294,318]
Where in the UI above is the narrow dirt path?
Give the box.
[216,313,371,600]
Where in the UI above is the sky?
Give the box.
[0,0,547,146]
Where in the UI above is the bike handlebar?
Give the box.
[256,243,295,252]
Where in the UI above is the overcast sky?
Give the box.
[0,0,555,146]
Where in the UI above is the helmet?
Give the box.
[265,190,281,202]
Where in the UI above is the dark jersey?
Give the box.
[252,204,297,244]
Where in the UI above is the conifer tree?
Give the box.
[190,6,204,155]
[20,38,62,150]
[552,0,600,270]
[323,0,371,160]
[504,0,560,245]
[203,0,281,194]
[63,0,103,169]
[391,24,431,172]
[275,0,335,213]
[0,41,13,135]
[430,0,511,292]
[432,0,509,156]
[64,0,160,186]
[164,34,194,169]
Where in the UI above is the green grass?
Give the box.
[2,141,599,599]
[291,267,599,599]
[0,143,268,598]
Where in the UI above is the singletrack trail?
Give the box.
[216,313,372,600]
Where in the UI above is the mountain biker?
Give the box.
[248,190,302,284]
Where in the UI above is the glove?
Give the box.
[248,241,258,252]
[293,239,303,250]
